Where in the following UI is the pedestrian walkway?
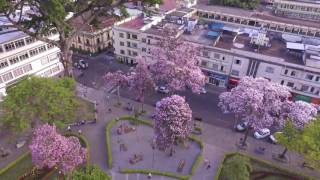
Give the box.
[76,83,320,179]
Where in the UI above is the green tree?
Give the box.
[298,118,320,169]
[0,0,161,76]
[221,154,251,180]
[0,76,78,131]
[67,165,111,180]
[275,121,301,159]
[209,0,260,9]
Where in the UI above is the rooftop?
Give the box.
[0,30,26,44]
[144,22,183,36]
[182,26,304,65]
[160,0,177,12]
[70,14,118,32]
[119,16,145,30]
[195,4,320,29]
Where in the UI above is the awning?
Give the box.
[207,31,221,38]
[294,94,311,103]
[229,78,239,84]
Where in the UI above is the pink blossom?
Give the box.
[153,95,193,150]
[29,124,86,174]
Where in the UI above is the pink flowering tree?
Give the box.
[29,124,86,174]
[153,95,193,152]
[128,57,155,112]
[104,70,129,105]
[219,76,291,146]
[149,30,206,94]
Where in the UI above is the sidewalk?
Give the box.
[76,83,320,180]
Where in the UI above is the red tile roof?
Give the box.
[70,14,118,33]
[160,0,177,12]
[119,16,145,30]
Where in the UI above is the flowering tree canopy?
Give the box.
[153,95,193,150]
[219,76,292,130]
[281,101,318,130]
[104,70,129,88]
[149,30,205,93]
[29,124,86,174]
[128,57,155,103]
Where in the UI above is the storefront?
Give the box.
[293,94,311,103]
[203,70,228,87]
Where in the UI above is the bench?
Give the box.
[177,160,186,172]
[129,154,143,164]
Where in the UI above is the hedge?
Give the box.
[120,168,190,180]
[0,151,30,176]
[105,116,205,179]
[214,152,315,180]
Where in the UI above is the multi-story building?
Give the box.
[70,15,118,54]
[273,0,320,21]
[112,4,320,104]
[0,28,63,99]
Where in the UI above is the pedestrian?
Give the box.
[108,108,112,113]
[204,158,209,167]
[206,161,211,170]
[78,129,82,134]
[67,126,71,131]
[148,173,152,179]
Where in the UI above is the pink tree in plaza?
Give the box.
[104,70,129,105]
[218,76,292,146]
[29,124,86,174]
[149,30,206,94]
[128,57,155,112]
[153,95,193,151]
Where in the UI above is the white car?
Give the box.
[155,86,169,94]
[254,128,271,139]
[74,59,88,69]
[200,88,207,94]
[236,122,249,131]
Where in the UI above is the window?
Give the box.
[51,65,60,73]
[235,59,241,65]
[214,53,220,59]
[265,66,274,73]
[25,37,35,44]
[132,34,138,39]
[203,51,209,57]
[127,42,131,47]
[127,33,130,39]
[222,56,225,60]
[290,71,296,76]
[41,58,50,65]
[280,80,284,85]
[23,64,32,72]
[142,38,146,43]
[301,85,309,92]
[0,46,3,53]
[132,43,138,48]
[119,33,124,38]
[284,69,288,75]
[231,70,239,76]
[132,51,138,56]
[201,60,208,67]
[13,67,24,77]
[287,82,294,87]
[306,74,314,80]
[97,38,100,43]
[47,44,54,49]
[48,53,58,60]
[310,87,315,93]
[120,50,125,55]
[9,56,19,64]
[19,53,29,61]
[38,45,46,53]
[78,37,81,43]
[316,76,320,82]
[0,60,9,69]
[120,41,124,46]
[29,48,39,57]
[4,42,15,51]
[2,72,13,82]
[220,66,224,72]
[14,39,25,48]
[212,63,218,71]
[142,48,147,52]
[86,39,90,45]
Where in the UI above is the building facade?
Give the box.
[0,29,63,99]
[273,0,320,21]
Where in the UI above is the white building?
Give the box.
[0,28,63,99]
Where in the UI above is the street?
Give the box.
[73,53,235,129]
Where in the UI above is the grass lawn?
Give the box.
[0,153,33,180]
[75,97,95,121]
[217,153,310,180]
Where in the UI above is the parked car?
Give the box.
[200,88,207,94]
[236,122,249,132]
[254,128,271,139]
[268,132,282,144]
[155,86,169,94]
[74,59,88,69]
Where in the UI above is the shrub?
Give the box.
[120,168,190,180]
[220,154,251,180]
[0,152,30,176]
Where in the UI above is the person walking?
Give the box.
[147,173,152,179]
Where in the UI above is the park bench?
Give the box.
[177,160,186,172]
[129,154,143,164]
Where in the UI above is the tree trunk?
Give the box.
[280,147,288,159]
[233,114,239,129]
[117,86,120,105]
[242,127,251,146]
[60,40,73,77]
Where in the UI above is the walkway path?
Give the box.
[75,83,320,180]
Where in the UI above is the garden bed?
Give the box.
[105,116,204,180]
[75,97,95,121]
[215,153,312,180]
